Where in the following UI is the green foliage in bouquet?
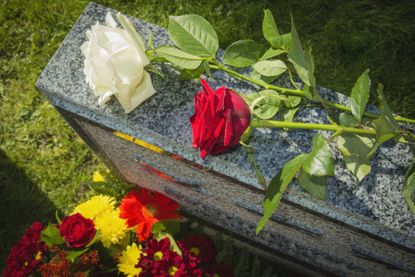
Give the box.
[148,10,415,233]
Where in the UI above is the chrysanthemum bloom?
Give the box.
[119,189,180,241]
[3,222,48,277]
[72,195,116,220]
[178,234,215,267]
[117,243,142,277]
[94,208,128,248]
[139,238,200,277]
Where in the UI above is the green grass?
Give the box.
[1,0,415,270]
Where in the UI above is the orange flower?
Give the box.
[119,188,180,241]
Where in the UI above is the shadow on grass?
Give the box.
[0,149,55,270]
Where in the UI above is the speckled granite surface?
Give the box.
[36,2,414,246]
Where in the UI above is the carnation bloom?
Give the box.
[3,222,47,277]
[119,189,180,241]
[94,208,128,248]
[190,79,251,159]
[72,195,116,220]
[117,243,142,277]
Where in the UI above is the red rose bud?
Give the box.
[190,79,251,159]
[59,213,96,248]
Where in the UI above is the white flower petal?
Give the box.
[105,12,118,28]
[116,13,150,66]
[98,90,116,106]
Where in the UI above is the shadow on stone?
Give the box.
[0,149,55,271]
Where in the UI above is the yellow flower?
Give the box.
[94,209,128,248]
[93,171,106,183]
[73,195,115,219]
[118,243,142,277]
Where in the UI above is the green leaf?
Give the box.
[403,159,415,215]
[86,230,101,248]
[155,47,203,69]
[41,223,64,247]
[55,211,62,224]
[377,83,396,120]
[305,46,316,88]
[282,96,301,108]
[302,84,314,100]
[152,220,181,235]
[67,248,89,263]
[154,232,182,255]
[243,143,267,189]
[242,92,259,107]
[250,70,281,84]
[337,135,375,181]
[256,154,307,234]
[297,169,328,200]
[223,40,263,68]
[240,125,253,142]
[168,15,218,57]
[252,60,287,77]
[260,48,286,60]
[179,62,205,80]
[339,113,359,127]
[147,31,154,50]
[282,108,299,127]
[302,134,334,176]
[280,33,292,50]
[287,15,310,86]
[350,69,371,123]
[250,90,281,119]
[369,84,399,155]
[145,64,165,78]
[203,60,212,77]
[262,9,284,48]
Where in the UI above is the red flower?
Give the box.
[59,213,96,248]
[178,234,215,267]
[138,238,201,277]
[139,237,174,275]
[206,262,234,277]
[3,222,48,277]
[190,79,251,159]
[119,188,180,241]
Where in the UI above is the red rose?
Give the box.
[190,79,251,159]
[59,213,96,248]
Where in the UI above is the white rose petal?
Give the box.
[82,12,156,113]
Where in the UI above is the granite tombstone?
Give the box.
[36,3,415,276]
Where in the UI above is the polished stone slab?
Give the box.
[36,2,415,275]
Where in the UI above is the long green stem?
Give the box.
[251,119,377,137]
[209,64,305,97]
[209,63,415,124]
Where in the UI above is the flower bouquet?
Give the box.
[3,188,236,277]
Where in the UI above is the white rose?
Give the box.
[81,12,155,113]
